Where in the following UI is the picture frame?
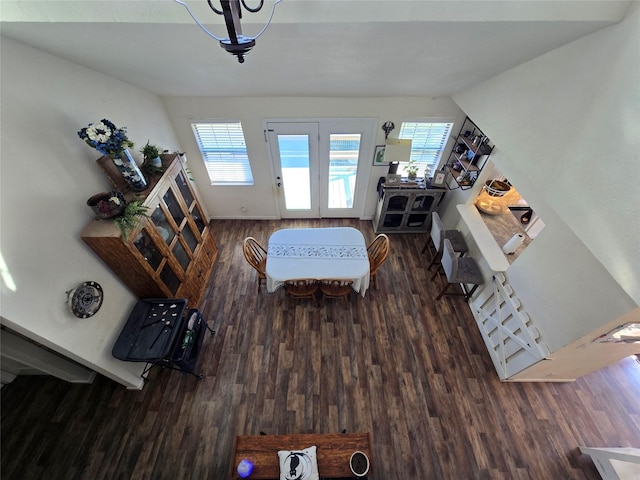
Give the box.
[372,145,387,165]
[385,174,401,186]
[431,170,447,188]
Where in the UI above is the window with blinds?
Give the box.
[398,121,453,176]
[191,122,254,185]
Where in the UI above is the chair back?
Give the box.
[319,279,353,306]
[284,279,318,298]
[367,233,390,274]
[441,238,459,281]
[243,237,267,276]
[319,279,353,295]
[431,212,445,252]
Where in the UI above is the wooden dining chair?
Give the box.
[319,279,353,307]
[367,233,390,289]
[284,279,319,307]
[242,237,267,293]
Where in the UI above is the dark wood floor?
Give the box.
[2,219,640,480]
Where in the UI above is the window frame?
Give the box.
[398,119,454,177]
[190,121,254,186]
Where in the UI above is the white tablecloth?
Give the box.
[266,227,370,296]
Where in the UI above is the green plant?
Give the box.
[403,159,419,177]
[113,200,150,241]
[140,141,165,176]
[140,141,160,161]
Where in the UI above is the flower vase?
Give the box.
[112,149,148,192]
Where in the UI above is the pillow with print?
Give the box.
[278,445,319,480]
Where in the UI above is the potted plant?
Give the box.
[140,141,162,167]
[403,158,419,180]
[113,200,150,241]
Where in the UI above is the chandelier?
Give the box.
[174,0,283,63]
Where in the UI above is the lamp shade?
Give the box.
[384,138,412,163]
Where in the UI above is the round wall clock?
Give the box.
[66,281,104,319]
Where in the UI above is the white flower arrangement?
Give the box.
[77,118,134,158]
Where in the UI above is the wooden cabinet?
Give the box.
[373,183,445,233]
[82,154,217,307]
[445,116,494,189]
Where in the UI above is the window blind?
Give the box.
[399,121,453,175]
[191,122,254,185]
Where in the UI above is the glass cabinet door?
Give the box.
[133,229,164,270]
[190,203,207,235]
[151,204,175,246]
[163,188,186,228]
[172,240,191,271]
[175,171,195,208]
[181,223,199,253]
[159,263,181,295]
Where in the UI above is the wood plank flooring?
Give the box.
[2,219,640,479]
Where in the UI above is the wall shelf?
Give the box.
[446,116,494,190]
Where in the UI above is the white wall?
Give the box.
[0,37,182,389]
[451,5,640,351]
[162,96,465,220]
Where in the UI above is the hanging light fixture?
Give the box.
[174,0,283,63]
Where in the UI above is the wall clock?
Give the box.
[66,281,104,319]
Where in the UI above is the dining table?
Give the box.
[265,227,370,297]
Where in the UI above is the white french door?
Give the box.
[266,119,375,219]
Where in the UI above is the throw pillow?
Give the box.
[278,445,319,480]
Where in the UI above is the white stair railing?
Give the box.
[469,273,550,380]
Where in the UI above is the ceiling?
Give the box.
[0,1,632,98]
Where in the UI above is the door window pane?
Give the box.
[278,135,310,209]
[328,134,360,208]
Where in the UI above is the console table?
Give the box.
[229,432,372,479]
[373,179,445,233]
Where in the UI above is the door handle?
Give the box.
[277,182,282,187]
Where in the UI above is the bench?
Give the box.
[229,432,372,479]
